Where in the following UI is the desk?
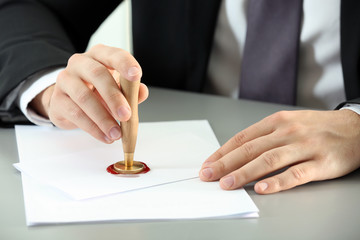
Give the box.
[1,87,359,240]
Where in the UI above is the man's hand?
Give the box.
[199,109,360,194]
[30,44,149,143]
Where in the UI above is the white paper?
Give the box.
[21,176,258,225]
[14,120,259,225]
[15,120,219,199]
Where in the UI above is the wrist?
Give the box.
[29,84,55,119]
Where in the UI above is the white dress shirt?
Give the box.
[206,0,346,110]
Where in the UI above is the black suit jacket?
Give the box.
[0,0,359,125]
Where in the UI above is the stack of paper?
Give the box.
[14,120,258,226]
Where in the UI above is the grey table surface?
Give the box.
[1,87,359,240]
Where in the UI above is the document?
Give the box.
[14,120,259,226]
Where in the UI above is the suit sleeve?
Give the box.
[336,98,360,109]
[0,0,121,126]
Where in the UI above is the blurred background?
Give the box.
[86,1,131,53]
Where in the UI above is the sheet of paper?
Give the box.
[22,175,258,225]
[15,120,219,200]
[14,120,259,225]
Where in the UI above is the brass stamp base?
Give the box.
[113,160,145,174]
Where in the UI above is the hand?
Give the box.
[30,44,149,144]
[199,110,360,194]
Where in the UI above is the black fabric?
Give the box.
[340,0,360,101]
[336,98,360,109]
[0,0,359,126]
[132,0,220,92]
[0,0,121,125]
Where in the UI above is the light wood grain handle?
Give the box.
[120,77,140,156]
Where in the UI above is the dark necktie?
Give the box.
[239,0,303,105]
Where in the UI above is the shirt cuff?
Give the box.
[16,68,64,126]
[340,104,360,115]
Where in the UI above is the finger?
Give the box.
[49,111,77,130]
[87,45,143,118]
[111,70,148,104]
[200,132,285,182]
[202,116,276,167]
[66,54,131,122]
[218,144,309,190]
[57,72,122,141]
[48,87,77,129]
[139,83,149,104]
[87,44,142,81]
[254,161,317,194]
[49,94,113,144]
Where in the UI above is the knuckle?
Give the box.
[87,121,99,132]
[283,123,304,136]
[68,53,82,65]
[107,90,122,101]
[271,176,283,190]
[215,160,227,175]
[90,43,105,51]
[242,142,255,159]
[56,70,67,81]
[88,64,107,79]
[262,151,280,169]
[109,48,127,59]
[212,149,224,160]
[290,167,307,182]
[49,114,73,129]
[108,53,125,67]
[56,70,70,86]
[269,111,291,123]
[233,131,247,147]
[75,88,93,105]
[109,49,136,68]
[48,113,61,126]
[69,106,85,121]
[50,88,65,104]
[238,169,249,182]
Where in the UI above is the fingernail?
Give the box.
[117,106,130,120]
[128,67,140,77]
[258,182,268,192]
[221,176,234,189]
[200,168,213,179]
[109,127,121,140]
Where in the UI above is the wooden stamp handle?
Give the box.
[119,77,140,167]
